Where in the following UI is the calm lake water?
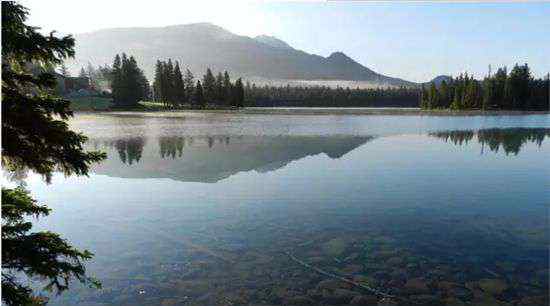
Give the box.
[22,112,549,306]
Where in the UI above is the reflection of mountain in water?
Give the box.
[430,128,550,155]
[89,135,373,183]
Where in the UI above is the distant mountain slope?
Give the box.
[254,35,294,50]
[71,23,415,86]
[427,75,452,86]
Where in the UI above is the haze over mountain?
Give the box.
[71,23,415,87]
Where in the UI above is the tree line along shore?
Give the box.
[69,54,549,111]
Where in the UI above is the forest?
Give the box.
[80,59,547,110]
[244,84,420,107]
[421,64,549,111]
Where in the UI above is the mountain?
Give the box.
[254,35,293,50]
[427,75,452,87]
[70,23,414,87]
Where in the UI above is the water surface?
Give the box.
[24,113,549,306]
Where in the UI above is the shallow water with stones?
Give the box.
[23,112,549,306]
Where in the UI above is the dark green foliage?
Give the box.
[246,84,420,107]
[215,72,224,104]
[223,71,232,106]
[173,61,185,105]
[1,2,106,304]
[59,63,69,77]
[152,63,244,108]
[110,53,149,106]
[153,60,191,107]
[194,80,205,107]
[183,68,195,104]
[421,64,548,111]
[233,78,245,107]
[202,68,216,103]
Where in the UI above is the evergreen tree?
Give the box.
[111,54,122,102]
[1,3,106,304]
[482,77,496,110]
[233,78,245,107]
[507,64,532,110]
[493,67,507,108]
[79,67,86,77]
[202,68,215,103]
[428,82,438,109]
[111,53,148,106]
[194,80,205,108]
[223,71,232,106]
[59,63,70,77]
[165,59,175,106]
[173,61,185,105]
[153,60,163,103]
[439,80,450,108]
[183,68,194,104]
[215,72,224,105]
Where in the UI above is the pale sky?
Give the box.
[23,0,550,82]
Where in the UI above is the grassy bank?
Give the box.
[68,96,113,111]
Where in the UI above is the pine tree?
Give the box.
[507,64,532,110]
[233,78,245,107]
[173,61,185,105]
[1,3,106,304]
[183,68,194,104]
[111,53,148,106]
[153,60,163,103]
[439,80,450,108]
[428,82,438,109]
[223,71,232,106]
[194,80,205,108]
[111,54,122,102]
[215,72,224,105]
[482,77,495,110]
[59,63,70,77]
[202,68,215,103]
[165,59,175,106]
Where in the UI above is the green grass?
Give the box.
[68,96,113,111]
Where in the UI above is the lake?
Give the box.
[22,112,549,306]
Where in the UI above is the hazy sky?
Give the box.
[24,0,549,82]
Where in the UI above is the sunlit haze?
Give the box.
[23,0,550,82]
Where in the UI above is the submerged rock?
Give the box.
[409,294,439,305]
[404,278,430,294]
[377,297,399,306]
[284,296,315,306]
[317,279,349,291]
[324,238,348,257]
[322,288,359,304]
[349,295,378,305]
[478,278,508,295]
[386,257,404,266]
[342,264,363,274]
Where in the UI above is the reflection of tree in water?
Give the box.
[159,136,235,158]
[114,137,146,165]
[430,130,475,146]
[159,136,186,159]
[431,128,550,155]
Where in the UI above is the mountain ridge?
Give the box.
[70,22,416,87]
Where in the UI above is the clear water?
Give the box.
[23,113,549,306]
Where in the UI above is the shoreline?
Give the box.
[77,107,550,117]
